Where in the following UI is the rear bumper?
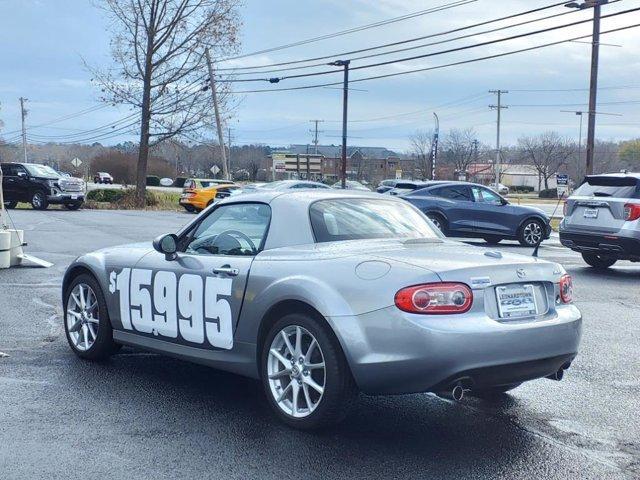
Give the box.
[328,304,582,395]
[559,230,640,259]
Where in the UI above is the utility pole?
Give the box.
[19,97,28,163]
[204,48,229,180]
[227,127,233,176]
[489,90,508,188]
[329,60,350,189]
[431,112,439,180]
[309,120,324,154]
[565,0,609,175]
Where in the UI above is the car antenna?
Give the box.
[533,190,567,258]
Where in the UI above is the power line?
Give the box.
[218,0,574,71]
[219,6,640,84]
[229,6,587,76]
[229,21,640,94]
[218,0,476,63]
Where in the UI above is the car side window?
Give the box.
[1,164,16,176]
[431,186,472,201]
[472,187,502,205]
[185,203,271,257]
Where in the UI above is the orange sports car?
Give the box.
[179,178,238,213]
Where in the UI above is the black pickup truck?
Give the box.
[1,162,85,210]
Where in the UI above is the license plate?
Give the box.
[70,195,78,200]
[496,284,537,318]
[583,208,598,218]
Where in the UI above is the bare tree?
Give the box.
[518,132,575,190]
[90,0,241,205]
[441,128,478,174]
[409,129,433,180]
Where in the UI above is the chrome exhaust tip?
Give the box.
[546,369,564,381]
[451,384,465,401]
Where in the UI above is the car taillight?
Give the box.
[395,282,473,314]
[184,192,196,198]
[563,201,568,216]
[559,274,573,304]
[623,203,640,221]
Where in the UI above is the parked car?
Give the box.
[376,179,401,193]
[332,180,370,191]
[559,172,640,268]
[61,189,580,429]
[179,181,238,213]
[93,172,114,184]
[1,162,85,210]
[384,180,448,196]
[403,181,551,246]
[260,180,331,191]
[489,183,510,196]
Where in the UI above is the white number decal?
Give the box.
[178,274,204,344]
[109,268,234,349]
[205,277,233,349]
[110,268,132,329]
[130,268,153,333]
[153,271,178,338]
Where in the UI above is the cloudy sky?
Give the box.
[0,0,639,152]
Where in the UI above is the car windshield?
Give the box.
[25,164,60,178]
[310,199,439,243]
[573,176,640,199]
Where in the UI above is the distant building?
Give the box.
[468,163,558,191]
[266,144,418,185]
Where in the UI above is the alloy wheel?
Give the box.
[66,283,100,351]
[267,325,326,418]
[32,193,43,209]
[523,221,542,246]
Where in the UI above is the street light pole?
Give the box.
[431,112,439,180]
[329,60,350,189]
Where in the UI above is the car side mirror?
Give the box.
[17,172,26,178]
[153,233,179,261]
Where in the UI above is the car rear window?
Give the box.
[573,176,640,199]
[309,199,439,243]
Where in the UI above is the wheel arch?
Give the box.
[516,214,547,234]
[255,299,351,379]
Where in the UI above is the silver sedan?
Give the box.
[62,189,581,429]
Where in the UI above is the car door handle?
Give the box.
[212,266,239,276]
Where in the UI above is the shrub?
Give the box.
[86,189,124,203]
[539,188,558,199]
[512,185,534,193]
[174,177,187,188]
[146,175,160,186]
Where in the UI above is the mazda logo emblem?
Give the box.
[516,269,526,278]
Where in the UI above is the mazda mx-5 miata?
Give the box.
[62,190,581,429]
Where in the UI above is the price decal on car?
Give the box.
[109,268,233,349]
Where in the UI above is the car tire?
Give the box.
[65,203,82,211]
[64,273,118,361]
[518,218,544,247]
[582,252,617,269]
[470,383,521,398]
[261,312,358,430]
[483,236,503,244]
[206,199,214,207]
[4,201,17,209]
[182,205,196,213]
[426,213,447,234]
[31,191,48,210]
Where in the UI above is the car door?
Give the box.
[469,186,519,236]
[2,164,29,202]
[428,185,475,233]
[129,202,271,350]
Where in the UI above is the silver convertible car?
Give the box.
[62,190,581,429]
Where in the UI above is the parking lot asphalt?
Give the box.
[1,208,638,480]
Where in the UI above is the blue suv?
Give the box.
[402,182,551,246]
